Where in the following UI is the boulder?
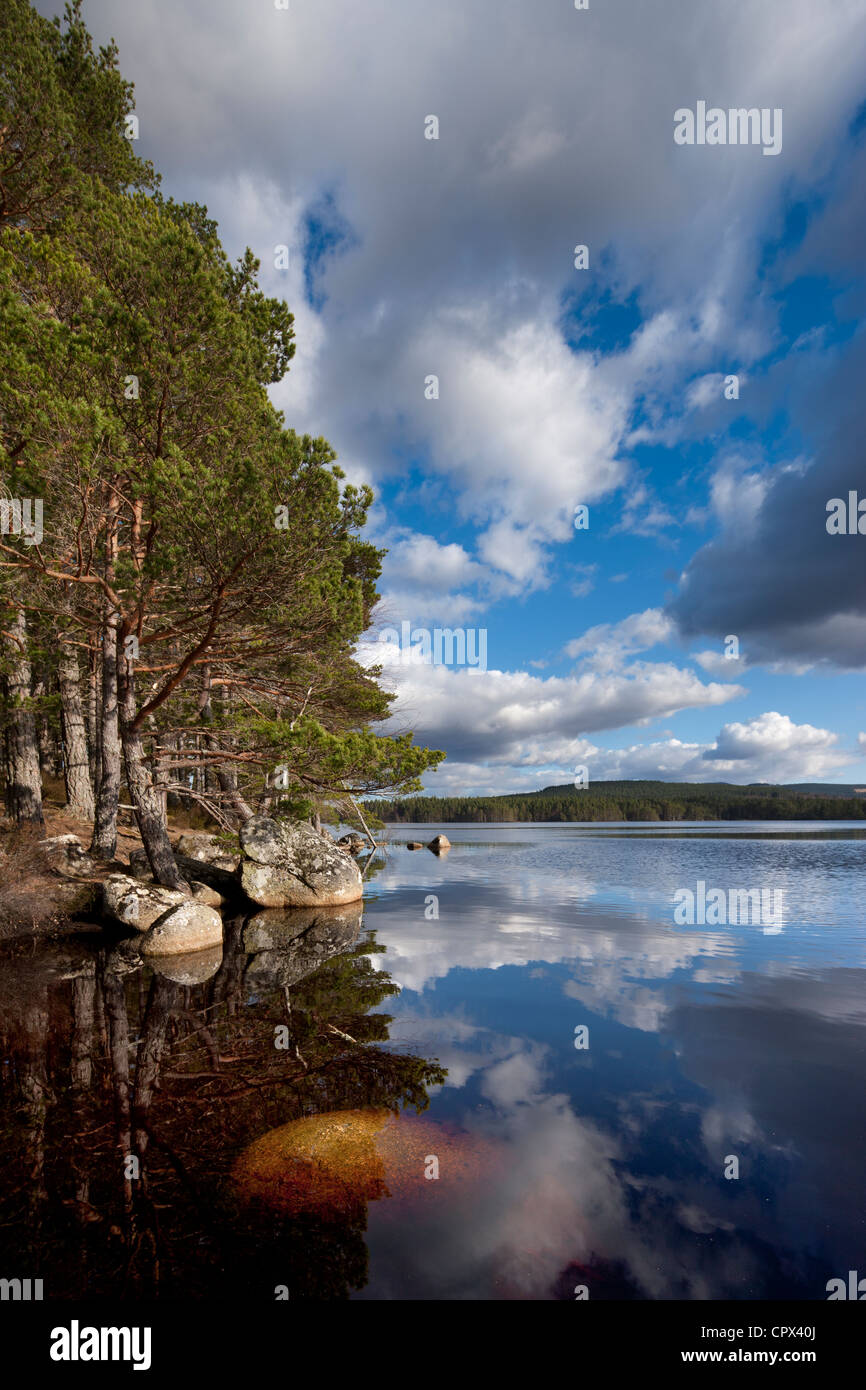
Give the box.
[175,832,240,872]
[174,853,238,896]
[102,874,189,932]
[239,817,363,908]
[427,834,451,853]
[140,900,223,957]
[337,832,366,854]
[189,881,224,908]
[406,841,424,850]
[128,845,235,896]
[39,834,94,879]
[127,847,152,879]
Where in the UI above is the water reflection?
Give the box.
[354,825,866,1299]
[0,907,445,1300]
[1,823,864,1301]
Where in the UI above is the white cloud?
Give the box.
[71,0,866,603]
[704,711,846,777]
[708,454,773,535]
[372,532,492,626]
[355,646,745,774]
[565,608,676,668]
[370,705,851,795]
[692,648,749,677]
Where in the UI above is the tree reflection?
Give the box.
[0,905,446,1299]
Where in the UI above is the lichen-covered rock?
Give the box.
[189,881,224,908]
[174,853,237,896]
[102,874,189,932]
[39,834,94,878]
[239,817,363,908]
[139,900,223,956]
[128,845,234,897]
[175,832,240,872]
[49,880,100,916]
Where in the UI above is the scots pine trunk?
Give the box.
[90,605,121,858]
[87,641,101,789]
[200,670,253,823]
[216,765,254,822]
[58,641,96,820]
[119,654,187,891]
[32,675,53,775]
[1,602,44,823]
[91,496,121,860]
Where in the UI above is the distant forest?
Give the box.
[368,781,866,823]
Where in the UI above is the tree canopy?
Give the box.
[0,1,443,875]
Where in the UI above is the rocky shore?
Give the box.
[0,813,365,955]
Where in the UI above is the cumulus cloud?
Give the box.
[49,0,866,790]
[64,0,866,606]
[373,532,493,626]
[702,711,843,773]
[565,608,676,668]
[357,654,744,767]
[364,689,850,793]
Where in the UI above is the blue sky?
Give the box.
[57,0,866,794]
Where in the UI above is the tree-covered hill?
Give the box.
[368,780,866,823]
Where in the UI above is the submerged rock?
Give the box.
[233,1108,500,1220]
[406,841,424,850]
[140,899,223,957]
[239,817,363,908]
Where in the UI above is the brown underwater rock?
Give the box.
[233,1107,501,1221]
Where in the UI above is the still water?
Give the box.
[1,821,864,1300]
